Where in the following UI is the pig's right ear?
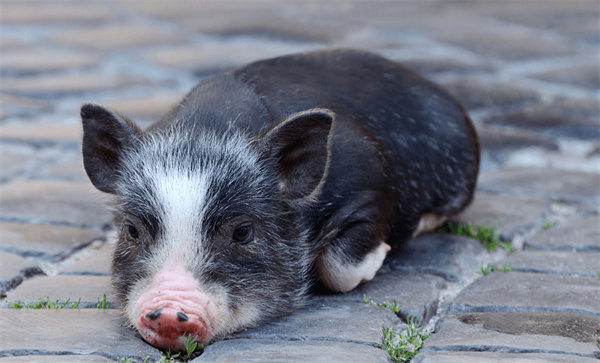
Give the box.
[80,103,142,194]
[259,108,335,206]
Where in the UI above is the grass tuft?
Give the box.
[477,262,511,275]
[439,221,512,253]
[8,297,81,309]
[363,295,401,313]
[381,316,430,362]
[97,294,111,309]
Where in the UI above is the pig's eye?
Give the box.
[126,225,139,240]
[232,224,253,244]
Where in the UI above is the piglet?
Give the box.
[80,49,479,351]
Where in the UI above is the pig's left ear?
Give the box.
[259,108,335,206]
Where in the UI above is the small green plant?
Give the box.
[440,221,512,253]
[8,297,81,309]
[97,294,111,309]
[477,262,511,275]
[541,221,553,229]
[363,295,401,313]
[477,263,494,275]
[597,272,599,278]
[381,316,430,362]
[160,349,181,362]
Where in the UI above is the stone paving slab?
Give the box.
[457,192,548,239]
[0,251,43,297]
[194,338,391,363]
[316,270,447,325]
[501,250,600,277]
[4,275,113,309]
[0,181,112,228]
[1,355,116,362]
[414,351,600,363]
[525,214,600,252]
[0,310,162,361]
[58,243,113,276]
[0,222,105,262]
[476,168,600,207]
[232,300,400,344]
[385,234,489,283]
[448,272,600,316]
[418,314,600,360]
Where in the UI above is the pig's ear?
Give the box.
[260,108,335,205]
[80,103,142,194]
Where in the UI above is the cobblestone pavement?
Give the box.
[1,1,599,362]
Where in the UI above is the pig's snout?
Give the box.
[134,264,217,351]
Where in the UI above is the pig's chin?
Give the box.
[131,264,219,351]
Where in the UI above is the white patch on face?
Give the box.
[152,170,210,267]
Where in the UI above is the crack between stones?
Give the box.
[0,236,106,263]
[448,303,600,316]
[420,344,600,359]
[512,267,599,277]
[0,216,109,230]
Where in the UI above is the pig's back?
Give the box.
[234,49,479,234]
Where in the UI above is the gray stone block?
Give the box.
[1,355,116,362]
[525,215,600,252]
[414,351,600,363]
[386,234,488,283]
[232,300,400,345]
[4,275,114,309]
[0,251,44,297]
[194,339,391,363]
[316,270,446,325]
[501,250,600,276]
[457,192,547,239]
[0,310,161,361]
[0,222,105,262]
[419,315,599,359]
[0,181,112,229]
[59,243,113,276]
[448,272,600,315]
[476,168,600,206]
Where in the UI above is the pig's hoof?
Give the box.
[317,241,391,293]
[137,307,211,351]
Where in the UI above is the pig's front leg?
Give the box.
[314,205,395,293]
[317,239,391,293]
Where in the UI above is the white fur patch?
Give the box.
[317,241,391,293]
[412,213,448,237]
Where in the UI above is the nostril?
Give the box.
[176,312,189,322]
[145,308,163,320]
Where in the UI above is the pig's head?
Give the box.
[80,104,334,351]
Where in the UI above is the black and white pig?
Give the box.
[80,49,479,351]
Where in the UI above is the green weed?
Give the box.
[97,293,111,309]
[477,262,511,275]
[8,297,81,309]
[182,332,204,359]
[541,221,553,229]
[363,295,401,313]
[381,316,430,362]
[440,221,512,253]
